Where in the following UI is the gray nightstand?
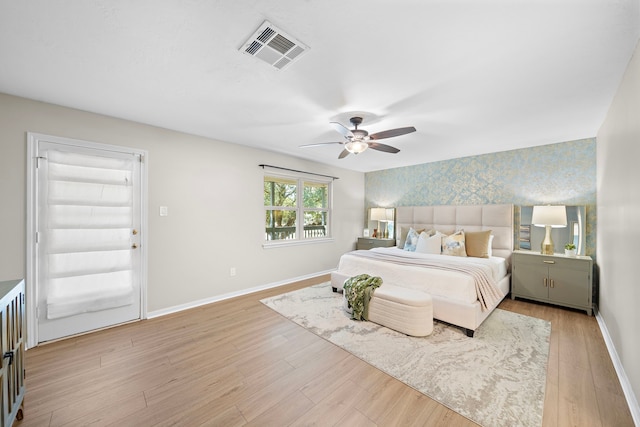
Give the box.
[511,250,593,315]
[357,237,396,250]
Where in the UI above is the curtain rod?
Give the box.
[259,164,339,180]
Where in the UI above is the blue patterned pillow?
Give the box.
[403,227,420,251]
[442,230,467,257]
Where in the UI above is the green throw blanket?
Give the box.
[343,274,383,321]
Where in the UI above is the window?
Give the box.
[264,171,332,245]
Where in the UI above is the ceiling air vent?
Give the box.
[240,21,309,70]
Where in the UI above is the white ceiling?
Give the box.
[1,1,638,172]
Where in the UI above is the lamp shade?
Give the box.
[370,208,386,221]
[385,208,395,221]
[531,205,567,228]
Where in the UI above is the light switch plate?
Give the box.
[159,206,168,216]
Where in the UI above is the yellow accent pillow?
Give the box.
[465,230,493,258]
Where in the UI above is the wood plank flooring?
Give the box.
[17,275,634,426]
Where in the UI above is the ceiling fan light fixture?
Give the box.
[300,115,414,159]
[345,140,368,154]
[353,129,369,138]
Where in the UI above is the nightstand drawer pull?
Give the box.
[550,279,555,288]
[543,260,555,264]
[544,278,548,287]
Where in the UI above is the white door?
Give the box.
[27,134,146,344]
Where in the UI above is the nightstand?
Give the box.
[357,237,396,250]
[511,250,593,315]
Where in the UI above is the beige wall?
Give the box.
[597,39,640,420]
[0,93,364,313]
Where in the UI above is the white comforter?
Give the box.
[337,247,508,305]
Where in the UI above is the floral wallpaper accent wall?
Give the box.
[365,138,597,256]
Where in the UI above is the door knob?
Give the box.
[131,243,138,249]
[132,229,138,235]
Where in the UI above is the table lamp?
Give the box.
[531,205,567,255]
[370,208,386,238]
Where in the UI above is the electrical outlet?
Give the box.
[230,267,236,276]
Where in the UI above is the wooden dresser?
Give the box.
[0,279,25,426]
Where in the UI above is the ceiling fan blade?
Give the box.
[368,142,400,154]
[369,126,416,140]
[338,149,351,159]
[299,142,343,148]
[330,122,354,139]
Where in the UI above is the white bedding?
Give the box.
[336,247,508,305]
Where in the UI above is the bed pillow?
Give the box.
[397,226,410,248]
[403,227,421,251]
[399,226,427,249]
[465,230,493,258]
[415,231,443,254]
[442,230,467,257]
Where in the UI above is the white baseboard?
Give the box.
[147,269,334,319]
[595,309,640,425]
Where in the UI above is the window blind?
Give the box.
[41,150,136,319]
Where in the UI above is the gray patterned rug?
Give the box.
[261,282,550,427]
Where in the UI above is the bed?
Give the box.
[332,204,514,337]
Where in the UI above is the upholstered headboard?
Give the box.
[395,204,514,262]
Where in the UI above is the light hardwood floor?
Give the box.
[18,274,634,426]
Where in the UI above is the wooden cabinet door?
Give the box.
[513,258,549,300]
[549,264,590,308]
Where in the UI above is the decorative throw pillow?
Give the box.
[415,231,443,254]
[397,227,424,249]
[403,227,420,251]
[442,230,467,257]
[465,230,493,258]
[398,226,410,248]
[422,228,436,237]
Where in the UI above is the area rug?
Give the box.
[260,282,550,427]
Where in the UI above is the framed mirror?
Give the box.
[519,205,586,255]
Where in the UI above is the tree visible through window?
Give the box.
[264,173,331,242]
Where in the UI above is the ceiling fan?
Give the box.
[300,117,416,159]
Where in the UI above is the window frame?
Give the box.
[263,170,333,248]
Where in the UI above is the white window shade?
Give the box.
[41,150,135,319]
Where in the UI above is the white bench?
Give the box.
[331,271,351,292]
[337,271,433,337]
